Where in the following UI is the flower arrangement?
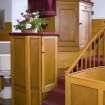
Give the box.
[14,10,47,32]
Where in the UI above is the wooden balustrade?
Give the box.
[66,27,105,74]
[65,27,105,105]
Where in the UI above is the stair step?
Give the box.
[43,98,64,105]
[43,87,65,105]
[42,56,105,105]
[48,87,65,99]
[57,76,65,88]
[43,100,61,105]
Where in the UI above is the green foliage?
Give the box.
[14,10,47,32]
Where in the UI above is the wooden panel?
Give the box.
[44,17,55,32]
[55,1,79,51]
[92,19,105,37]
[0,22,12,41]
[11,37,27,105]
[92,19,105,55]
[103,91,105,105]
[31,90,41,105]
[14,87,26,105]
[71,84,98,105]
[30,37,42,105]
[66,67,105,105]
[42,37,57,92]
[13,38,26,86]
[30,37,41,89]
[57,51,80,76]
[11,35,57,105]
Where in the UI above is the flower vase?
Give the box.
[22,28,38,33]
[33,28,38,33]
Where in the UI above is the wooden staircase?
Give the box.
[43,76,65,105]
[42,27,105,105]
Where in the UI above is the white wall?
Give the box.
[0,42,10,70]
[0,0,12,22]
[0,55,10,70]
[93,0,105,19]
[12,0,28,31]
[0,0,28,30]
[0,1,28,70]
[0,42,10,54]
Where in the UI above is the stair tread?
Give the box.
[43,100,62,105]
[43,85,65,105]
[53,87,65,94]
[42,100,64,105]
[42,55,105,105]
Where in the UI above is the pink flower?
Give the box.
[17,19,20,23]
[22,15,26,18]
[26,10,30,13]
[21,12,24,16]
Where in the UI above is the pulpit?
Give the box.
[10,32,58,105]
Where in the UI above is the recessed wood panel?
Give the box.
[14,87,26,105]
[11,37,28,105]
[43,37,56,84]
[56,1,79,51]
[103,91,105,105]
[13,38,26,86]
[71,84,98,105]
[42,37,57,92]
[55,1,92,51]
[59,10,74,41]
[92,19,105,37]
[44,17,55,32]
[30,37,41,90]
[31,90,41,105]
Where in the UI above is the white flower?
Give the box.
[32,11,39,18]
[26,23,32,29]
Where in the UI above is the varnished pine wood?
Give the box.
[42,37,57,92]
[71,84,98,105]
[55,1,79,51]
[0,22,12,41]
[66,67,105,105]
[11,36,27,105]
[66,26,105,74]
[44,17,55,32]
[55,1,92,51]
[11,34,57,105]
[92,19,105,37]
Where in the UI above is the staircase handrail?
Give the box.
[66,26,105,74]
